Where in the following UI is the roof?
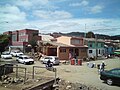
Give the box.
[41,41,88,48]
[41,35,54,41]
[84,38,105,42]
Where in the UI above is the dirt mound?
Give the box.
[57,79,100,90]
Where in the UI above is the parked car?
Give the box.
[10,50,23,57]
[16,55,34,65]
[40,56,60,65]
[100,68,120,85]
[1,51,12,59]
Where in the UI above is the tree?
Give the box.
[86,31,95,38]
[29,39,37,48]
[0,34,10,53]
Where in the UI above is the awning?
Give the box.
[115,49,120,52]
[114,51,120,55]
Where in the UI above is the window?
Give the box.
[89,50,92,53]
[89,43,92,47]
[19,32,26,36]
[12,34,17,41]
[101,43,104,47]
[60,48,66,53]
[71,39,80,44]
[81,48,86,52]
[99,49,100,54]
[20,39,27,42]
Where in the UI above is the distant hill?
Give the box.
[50,32,120,40]
[110,35,120,40]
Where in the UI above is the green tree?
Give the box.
[29,39,37,48]
[0,34,10,53]
[86,31,95,38]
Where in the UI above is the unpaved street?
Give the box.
[23,58,120,90]
[55,58,120,90]
[0,58,120,90]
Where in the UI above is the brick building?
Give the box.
[4,29,41,50]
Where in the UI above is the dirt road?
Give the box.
[0,58,120,90]
[55,58,120,90]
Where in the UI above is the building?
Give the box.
[57,36,88,60]
[4,29,41,51]
[84,38,105,59]
[104,41,120,56]
[38,35,88,60]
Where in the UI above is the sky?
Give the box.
[0,0,120,36]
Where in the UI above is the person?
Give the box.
[38,52,42,61]
[98,61,106,74]
[46,60,53,68]
[101,61,106,71]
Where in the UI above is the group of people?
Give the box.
[97,61,106,74]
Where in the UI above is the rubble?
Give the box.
[57,79,101,90]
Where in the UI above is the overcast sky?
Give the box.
[0,0,120,36]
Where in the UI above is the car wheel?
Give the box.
[107,79,113,85]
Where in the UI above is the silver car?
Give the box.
[40,56,60,65]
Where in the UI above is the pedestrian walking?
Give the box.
[101,61,106,71]
[38,52,43,61]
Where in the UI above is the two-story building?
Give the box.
[4,29,41,51]
[84,38,105,59]
[38,36,88,60]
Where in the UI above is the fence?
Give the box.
[0,64,13,77]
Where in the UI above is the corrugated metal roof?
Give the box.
[41,41,88,48]
[41,35,54,41]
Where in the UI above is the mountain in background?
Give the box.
[50,32,120,40]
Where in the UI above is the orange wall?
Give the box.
[57,36,71,45]
[57,47,88,60]
[58,47,69,60]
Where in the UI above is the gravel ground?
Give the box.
[55,58,120,90]
[0,57,120,90]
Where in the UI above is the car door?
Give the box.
[110,69,120,84]
[19,57,23,63]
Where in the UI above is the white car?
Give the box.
[1,52,12,59]
[40,56,60,65]
[10,50,23,57]
[16,55,34,65]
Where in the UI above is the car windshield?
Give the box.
[2,52,10,55]
[45,57,52,59]
[24,57,30,59]
[55,57,59,60]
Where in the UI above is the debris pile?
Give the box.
[0,75,24,84]
[57,79,101,90]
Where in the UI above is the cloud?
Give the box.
[14,0,32,10]
[14,0,58,10]
[70,0,89,7]
[90,5,104,14]
[33,10,72,20]
[0,18,120,35]
[0,4,27,22]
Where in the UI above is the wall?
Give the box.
[57,36,71,45]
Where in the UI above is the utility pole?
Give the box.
[84,24,86,37]
[95,34,97,60]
